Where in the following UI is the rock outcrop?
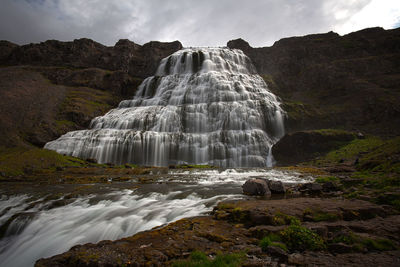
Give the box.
[242,179,271,196]
[35,198,400,266]
[0,38,182,148]
[272,129,356,165]
[228,27,400,136]
[1,38,182,79]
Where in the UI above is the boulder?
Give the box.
[242,179,271,196]
[268,180,286,194]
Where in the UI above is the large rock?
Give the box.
[242,179,271,196]
[268,180,286,194]
[272,129,356,165]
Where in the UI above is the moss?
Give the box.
[0,147,87,176]
[280,223,325,251]
[331,232,396,251]
[280,166,327,176]
[315,176,340,183]
[314,136,384,166]
[303,208,340,222]
[273,212,301,226]
[259,234,288,252]
[172,251,244,267]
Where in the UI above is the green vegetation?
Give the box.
[272,212,301,226]
[260,215,325,252]
[0,147,86,176]
[172,251,244,267]
[313,136,384,166]
[315,176,340,183]
[279,220,325,251]
[332,232,396,251]
[259,233,288,252]
[303,208,340,222]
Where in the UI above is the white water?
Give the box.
[45,48,285,167]
[0,169,311,267]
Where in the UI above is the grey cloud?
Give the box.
[0,0,375,47]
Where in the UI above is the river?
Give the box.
[0,168,312,267]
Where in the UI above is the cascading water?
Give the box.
[45,48,285,167]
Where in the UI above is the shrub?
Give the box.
[280,224,325,251]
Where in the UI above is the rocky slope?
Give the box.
[0,39,182,148]
[228,27,400,136]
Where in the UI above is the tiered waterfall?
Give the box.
[45,48,285,167]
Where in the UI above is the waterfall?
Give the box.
[45,48,285,167]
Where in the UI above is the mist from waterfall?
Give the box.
[45,48,285,167]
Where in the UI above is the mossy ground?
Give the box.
[305,135,400,210]
[0,147,87,177]
[171,251,245,267]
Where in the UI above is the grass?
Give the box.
[0,147,87,176]
[313,136,384,166]
[172,251,244,267]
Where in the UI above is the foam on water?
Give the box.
[0,168,312,266]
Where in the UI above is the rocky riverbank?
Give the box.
[35,196,400,266]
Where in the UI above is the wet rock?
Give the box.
[243,179,271,196]
[266,246,288,261]
[268,180,286,194]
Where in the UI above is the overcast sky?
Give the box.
[0,0,399,47]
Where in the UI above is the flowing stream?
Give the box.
[0,169,312,267]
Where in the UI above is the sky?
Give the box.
[0,0,399,47]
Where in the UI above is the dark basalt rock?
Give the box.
[228,27,400,136]
[242,179,271,196]
[267,180,286,194]
[272,130,356,165]
[1,38,183,79]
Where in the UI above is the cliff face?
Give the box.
[228,27,400,136]
[0,39,182,147]
[0,38,182,79]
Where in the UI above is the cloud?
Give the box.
[0,0,398,47]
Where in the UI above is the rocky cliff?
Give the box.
[1,38,182,78]
[0,39,182,147]
[228,27,400,136]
